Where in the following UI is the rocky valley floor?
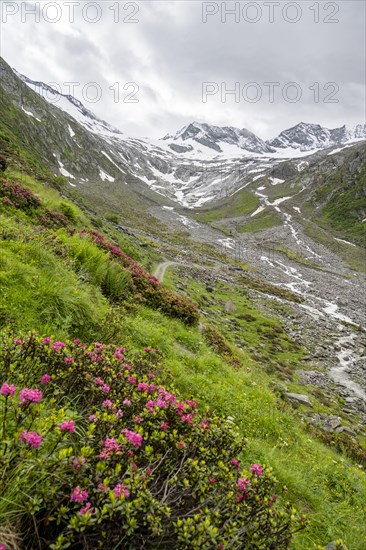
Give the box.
[147,199,366,436]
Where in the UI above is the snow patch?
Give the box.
[99,169,115,182]
[58,161,75,179]
[269,177,285,185]
[334,237,356,247]
[21,106,41,122]
[251,205,266,217]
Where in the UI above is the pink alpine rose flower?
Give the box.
[237,477,251,492]
[1,382,16,396]
[19,388,42,405]
[80,502,93,515]
[40,374,52,384]
[121,428,143,447]
[19,430,43,448]
[113,483,130,499]
[71,487,88,503]
[249,463,263,477]
[60,420,76,433]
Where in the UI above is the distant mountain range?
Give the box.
[163,121,366,157]
[1,56,365,210]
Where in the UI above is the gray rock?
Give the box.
[322,415,342,432]
[286,393,313,407]
[224,300,237,313]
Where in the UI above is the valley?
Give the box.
[1,54,366,549]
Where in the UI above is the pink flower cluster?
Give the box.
[200,420,211,430]
[121,429,143,447]
[249,464,263,478]
[0,382,16,396]
[181,414,194,425]
[137,382,156,394]
[113,483,130,499]
[99,437,121,459]
[145,388,177,412]
[127,375,137,385]
[19,387,42,405]
[60,419,76,433]
[50,341,66,352]
[19,430,43,448]
[80,502,93,515]
[237,477,251,492]
[94,377,110,394]
[71,487,88,503]
[40,374,52,384]
[0,179,41,209]
[114,347,125,361]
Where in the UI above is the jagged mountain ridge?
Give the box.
[15,65,366,159]
[163,121,366,156]
[162,122,274,155]
[267,122,366,152]
[1,57,365,211]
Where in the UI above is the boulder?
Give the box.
[286,393,313,407]
[224,300,237,313]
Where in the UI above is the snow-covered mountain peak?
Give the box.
[162,121,274,156]
[14,69,123,137]
[267,122,366,153]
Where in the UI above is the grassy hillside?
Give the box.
[0,144,366,549]
[318,165,366,244]
[194,187,259,223]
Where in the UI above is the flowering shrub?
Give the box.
[0,179,41,209]
[38,209,69,229]
[0,333,306,548]
[202,324,242,369]
[80,230,200,325]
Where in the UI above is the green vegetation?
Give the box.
[272,245,325,271]
[239,208,282,233]
[302,220,366,274]
[0,126,366,549]
[311,165,366,246]
[1,334,307,549]
[194,188,259,223]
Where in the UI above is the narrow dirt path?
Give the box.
[154,261,179,283]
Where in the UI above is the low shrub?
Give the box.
[202,324,242,369]
[0,334,307,549]
[0,179,41,210]
[81,230,200,325]
[38,209,69,229]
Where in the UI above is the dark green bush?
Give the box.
[0,334,307,549]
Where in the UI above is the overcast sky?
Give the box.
[1,0,365,139]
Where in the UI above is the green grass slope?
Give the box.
[0,140,365,549]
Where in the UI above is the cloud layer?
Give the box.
[1,1,365,138]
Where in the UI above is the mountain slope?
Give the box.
[3,57,365,212]
[267,122,366,153]
[1,136,366,549]
[162,121,274,155]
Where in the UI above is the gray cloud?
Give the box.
[1,0,365,139]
